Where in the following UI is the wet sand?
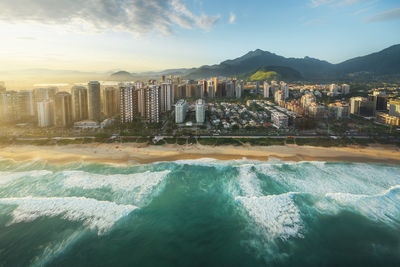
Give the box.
[0,143,399,165]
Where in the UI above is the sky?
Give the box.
[0,0,399,73]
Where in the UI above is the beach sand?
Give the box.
[0,143,399,165]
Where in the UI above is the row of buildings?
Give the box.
[119,80,174,124]
[0,82,105,127]
[176,78,244,99]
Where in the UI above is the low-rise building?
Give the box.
[376,112,400,126]
[271,112,288,128]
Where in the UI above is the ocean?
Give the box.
[0,158,399,266]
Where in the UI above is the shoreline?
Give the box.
[0,143,400,165]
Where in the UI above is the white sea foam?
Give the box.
[254,161,400,196]
[0,170,52,185]
[0,197,137,235]
[62,170,170,204]
[324,185,400,226]
[236,193,302,240]
[31,231,84,267]
[236,165,263,197]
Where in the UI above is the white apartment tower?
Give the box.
[160,81,173,113]
[37,100,55,127]
[175,99,187,123]
[263,81,270,98]
[196,99,206,123]
[119,84,137,124]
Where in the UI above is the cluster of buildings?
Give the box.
[119,79,174,124]
[0,82,116,128]
[263,81,289,101]
[176,78,244,99]
[209,102,271,130]
[175,99,206,124]
[348,92,400,126]
[1,76,399,132]
[0,78,176,128]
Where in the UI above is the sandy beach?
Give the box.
[0,143,399,165]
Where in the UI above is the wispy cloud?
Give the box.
[0,0,220,35]
[229,13,237,24]
[311,0,363,7]
[366,7,400,22]
[354,7,371,15]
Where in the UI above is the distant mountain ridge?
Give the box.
[182,44,400,81]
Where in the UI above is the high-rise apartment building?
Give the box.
[55,92,73,127]
[0,91,18,123]
[71,86,88,121]
[160,82,173,113]
[17,90,35,118]
[342,84,350,95]
[119,84,137,124]
[144,85,161,123]
[198,80,207,99]
[104,87,119,117]
[274,90,283,104]
[235,81,243,99]
[280,82,289,99]
[207,80,215,99]
[196,99,206,123]
[264,81,270,98]
[34,87,58,103]
[175,99,187,123]
[37,100,55,127]
[227,80,236,98]
[88,81,101,121]
[371,91,388,112]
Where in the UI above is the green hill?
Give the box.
[240,66,302,81]
[250,70,279,81]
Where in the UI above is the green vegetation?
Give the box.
[250,71,279,81]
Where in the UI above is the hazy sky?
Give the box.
[0,0,399,72]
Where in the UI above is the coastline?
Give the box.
[0,143,399,165]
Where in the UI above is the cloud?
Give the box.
[0,0,220,35]
[229,13,237,24]
[354,7,371,15]
[366,8,400,22]
[311,0,363,7]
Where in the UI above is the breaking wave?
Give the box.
[0,197,138,235]
[0,170,52,186]
[62,170,171,205]
[236,193,302,240]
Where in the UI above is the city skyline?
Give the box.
[0,0,399,73]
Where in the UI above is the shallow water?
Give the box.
[0,158,399,266]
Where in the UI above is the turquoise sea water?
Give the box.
[0,158,400,266]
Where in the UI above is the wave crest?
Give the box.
[0,197,137,235]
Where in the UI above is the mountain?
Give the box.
[184,45,400,81]
[110,71,135,81]
[239,66,303,81]
[336,44,400,76]
[185,49,334,80]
